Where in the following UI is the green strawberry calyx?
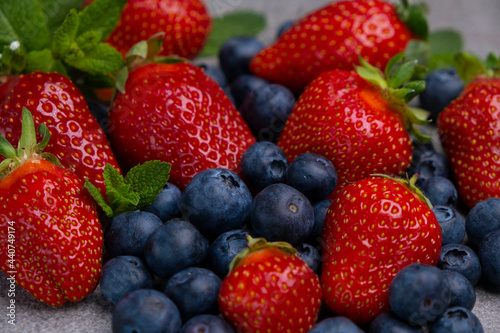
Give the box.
[355,53,431,142]
[396,0,429,41]
[453,52,500,84]
[228,235,297,273]
[84,161,171,218]
[372,173,433,209]
[0,107,61,178]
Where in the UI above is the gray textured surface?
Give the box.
[1,0,500,332]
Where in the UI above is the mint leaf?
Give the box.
[429,29,462,55]
[64,42,125,76]
[125,160,171,210]
[199,11,266,57]
[79,0,127,41]
[24,49,68,75]
[39,0,82,34]
[1,44,26,75]
[52,9,80,59]
[84,179,114,217]
[103,163,140,216]
[0,0,51,51]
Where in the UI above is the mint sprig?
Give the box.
[85,161,172,218]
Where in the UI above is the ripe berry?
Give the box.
[143,183,182,222]
[229,73,268,108]
[478,230,500,290]
[309,316,364,333]
[207,229,254,278]
[432,205,466,245]
[180,314,235,333]
[465,197,500,247]
[437,244,482,286]
[219,36,264,82]
[370,311,424,333]
[442,270,476,310]
[420,176,458,207]
[430,306,484,333]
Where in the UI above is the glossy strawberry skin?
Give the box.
[106,0,211,59]
[278,69,413,197]
[321,176,441,324]
[0,159,103,306]
[437,78,500,208]
[0,72,121,194]
[108,62,256,190]
[218,247,322,333]
[250,0,413,93]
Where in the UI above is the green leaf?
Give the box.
[427,53,456,72]
[84,179,114,217]
[384,53,405,79]
[75,30,102,53]
[0,135,16,159]
[104,163,126,192]
[52,9,80,59]
[102,163,140,215]
[405,3,429,41]
[388,60,417,89]
[124,160,171,210]
[403,80,426,102]
[429,29,462,55]
[199,11,266,57]
[17,107,37,155]
[404,40,429,67]
[24,49,68,75]
[1,44,26,75]
[355,56,387,88]
[64,42,125,76]
[39,0,82,34]
[0,0,51,51]
[454,52,486,83]
[78,0,127,41]
[125,32,164,64]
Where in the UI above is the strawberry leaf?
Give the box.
[388,59,417,89]
[454,52,487,84]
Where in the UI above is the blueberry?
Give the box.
[165,267,222,321]
[144,218,209,278]
[239,83,296,142]
[218,36,264,82]
[276,20,295,39]
[388,263,451,325]
[309,316,364,333]
[229,74,268,108]
[112,289,182,333]
[369,311,424,333]
[180,168,252,239]
[251,183,314,246]
[478,230,500,290]
[241,141,289,191]
[207,228,254,278]
[432,205,465,245]
[100,255,153,305]
[465,197,500,247]
[143,182,182,222]
[419,67,464,121]
[180,314,235,333]
[105,210,163,258]
[409,149,449,185]
[442,270,476,310]
[199,63,228,88]
[286,153,338,202]
[419,176,458,207]
[295,243,321,275]
[437,244,482,286]
[307,200,332,245]
[430,306,484,333]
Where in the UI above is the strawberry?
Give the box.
[277,55,428,197]
[105,0,212,59]
[107,61,256,190]
[437,53,500,208]
[218,236,322,333]
[250,0,427,94]
[321,175,441,324]
[0,71,121,195]
[0,108,103,306]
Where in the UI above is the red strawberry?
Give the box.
[277,55,428,197]
[218,236,322,333]
[105,0,212,59]
[321,175,441,324]
[0,72,121,195]
[438,76,500,208]
[108,62,256,189]
[250,0,426,94]
[0,109,103,306]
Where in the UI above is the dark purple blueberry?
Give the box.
[207,228,254,278]
[239,83,296,142]
[218,36,264,82]
[229,74,268,108]
[100,255,153,305]
[144,218,209,278]
[164,267,222,321]
[442,270,476,310]
[199,63,228,88]
[251,183,314,246]
[295,243,321,275]
[409,149,449,185]
[276,20,295,39]
[180,314,235,333]
[478,230,500,290]
[105,210,163,258]
[180,168,252,239]
[241,141,289,191]
[286,153,337,202]
[369,311,424,333]
[419,67,464,121]
[437,244,482,286]
[432,205,465,245]
[307,200,332,245]
[388,263,451,325]
[419,176,458,207]
[309,316,364,333]
[465,197,500,247]
[112,289,181,333]
[430,306,484,333]
[143,182,182,222]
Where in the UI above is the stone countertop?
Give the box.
[1,0,499,332]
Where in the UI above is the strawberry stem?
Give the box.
[371,173,433,209]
